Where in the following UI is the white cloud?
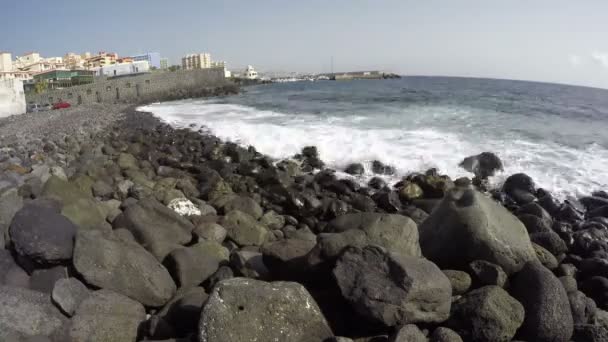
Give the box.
[591,51,608,68]
[569,54,582,67]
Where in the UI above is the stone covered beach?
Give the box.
[0,85,608,342]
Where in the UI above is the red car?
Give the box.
[52,101,71,110]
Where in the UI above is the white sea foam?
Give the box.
[139,100,608,200]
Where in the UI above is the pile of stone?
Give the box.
[0,104,607,342]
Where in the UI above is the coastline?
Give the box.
[0,87,607,341]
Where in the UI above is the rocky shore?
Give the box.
[0,86,608,342]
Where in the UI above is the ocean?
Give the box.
[139,76,608,200]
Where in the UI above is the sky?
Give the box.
[3,0,608,88]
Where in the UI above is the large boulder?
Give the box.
[333,245,452,326]
[73,229,176,307]
[510,261,574,342]
[149,287,208,339]
[113,197,194,260]
[41,175,106,230]
[307,213,421,267]
[459,152,503,179]
[221,196,263,219]
[221,210,269,247]
[69,289,145,342]
[0,285,65,337]
[419,187,537,274]
[447,285,524,342]
[199,278,333,342]
[262,238,316,278]
[9,203,78,264]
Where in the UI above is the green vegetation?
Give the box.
[34,80,48,94]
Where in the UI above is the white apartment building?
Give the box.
[96,60,150,77]
[181,53,211,70]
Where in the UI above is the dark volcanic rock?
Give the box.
[430,327,463,342]
[199,278,333,342]
[73,229,176,307]
[163,241,228,289]
[0,285,65,337]
[333,245,452,326]
[221,210,269,247]
[469,260,507,287]
[29,266,68,294]
[442,270,472,295]
[69,289,145,342]
[307,213,421,268]
[581,276,608,310]
[149,286,208,339]
[389,324,427,342]
[568,290,597,325]
[344,163,365,175]
[510,261,574,342]
[113,197,194,261]
[419,188,536,275]
[572,324,608,342]
[52,277,90,317]
[372,160,395,175]
[459,152,503,179]
[9,203,78,264]
[447,285,524,342]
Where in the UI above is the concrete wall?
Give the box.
[26,67,227,107]
[0,79,26,117]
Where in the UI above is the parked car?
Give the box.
[26,102,41,113]
[52,101,71,110]
[41,103,52,111]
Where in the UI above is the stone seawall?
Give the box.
[25,68,228,106]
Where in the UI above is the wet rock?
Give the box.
[69,289,145,342]
[447,285,524,342]
[9,203,78,264]
[469,260,507,287]
[372,160,395,175]
[510,261,573,342]
[503,173,536,202]
[51,277,90,317]
[518,213,552,234]
[344,163,365,175]
[333,246,452,326]
[373,190,402,213]
[73,229,176,307]
[530,231,567,258]
[221,210,269,247]
[410,173,454,198]
[199,278,333,342]
[368,177,387,190]
[113,197,193,260]
[419,188,537,275]
[0,285,65,337]
[442,270,472,295]
[459,152,503,179]
[0,187,22,248]
[572,324,608,342]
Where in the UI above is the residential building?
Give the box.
[160,58,169,70]
[0,79,26,117]
[64,52,93,70]
[32,69,95,90]
[210,61,225,68]
[182,53,211,70]
[84,52,118,70]
[11,52,66,78]
[132,52,160,69]
[0,53,12,72]
[243,65,258,79]
[96,61,149,77]
[116,57,134,64]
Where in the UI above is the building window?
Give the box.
[87,89,92,95]
[126,82,131,88]
[145,80,150,84]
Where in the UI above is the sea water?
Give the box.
[139,76,608,200]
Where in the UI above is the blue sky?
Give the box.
[3,0,608,88]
